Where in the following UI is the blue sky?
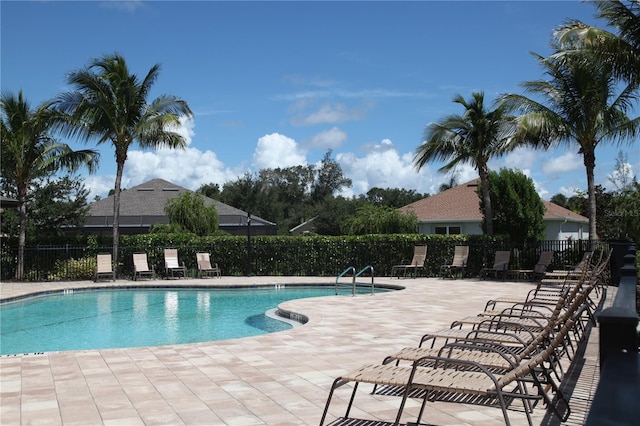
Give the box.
[2,0,638,201]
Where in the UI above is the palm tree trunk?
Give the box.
[15,184,27,281]
[584,151,597,247]
[112,161,124,268]
[479,167,494,235]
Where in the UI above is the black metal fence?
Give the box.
[585,243,639,425]
[0,238,605,281]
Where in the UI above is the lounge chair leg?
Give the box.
[344,382,359,419]
[319,378,347,426]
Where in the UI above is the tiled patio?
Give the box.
[0,276,610,425]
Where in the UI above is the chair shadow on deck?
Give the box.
[539,314,597,426]
[326,420,437,426]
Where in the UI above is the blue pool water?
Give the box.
[0,285,382,355]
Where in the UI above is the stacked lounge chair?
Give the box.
[320,247,610,426]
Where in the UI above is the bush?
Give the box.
[47,256,96,281]
[2,233,515,280]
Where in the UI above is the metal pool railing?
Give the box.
[335,265,375,296]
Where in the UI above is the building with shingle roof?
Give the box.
[80,178,276,236]
[399,179,588,240]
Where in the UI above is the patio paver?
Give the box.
[0,276,609,425]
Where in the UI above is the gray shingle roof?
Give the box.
[89,178,274,226]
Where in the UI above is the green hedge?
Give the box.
[2,233,528,280]
[121,233,505,278]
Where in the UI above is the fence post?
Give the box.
[597,243,638,370]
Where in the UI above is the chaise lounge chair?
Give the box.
[320,318,576,426]
[319,249,608,426]
[196,252,221,278]
[164,248,187,279]
[440,245,469,279]
[391,245,427,278]
[508,250,555,281]
[480,250,511,280]
[94,253,115,282]
[133,252,155,280]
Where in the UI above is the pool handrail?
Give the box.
[355,265,375,295]
[335,266,356,295]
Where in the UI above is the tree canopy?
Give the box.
[163,192,219,236]
[55,53,192,264]
[414,92,516,235]
[1,90,97,279]
[480,169,546,242]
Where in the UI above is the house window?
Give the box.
[435,226,461,235]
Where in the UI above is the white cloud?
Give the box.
[84,175,116,201]
[541,151,582,175]
[336,139,438,197]
[558,185,583,198]
[305,127,347,149]
[171,115,195,146]
[607,161,635,190]
[99,1,145,13]
[84,116,236,198]
[291,102,368,125]
[121,146,237,193]
[251,133,306,170]
[504,147,538,171]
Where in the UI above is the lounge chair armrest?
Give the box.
[437,339,520,367]
[464,328,530,347]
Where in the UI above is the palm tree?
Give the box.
[1,91,98,280]
[555,0,640,86]
[500,42,640,243]
[55,53,193,265]
[414,92,515,235]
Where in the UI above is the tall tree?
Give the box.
[196,182,221,199]
[360,187,428,208]
[414,92,515,235]
[1,175,91,238]
[341,204,418,235]
[311,150,352,202]
[55,53,192,264]
[1,91,97,280]
[480,169,545,242]
[164,192,218,236]
[555,0,640,87]
[500,41,639,243]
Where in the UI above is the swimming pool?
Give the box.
[0,285,385,355]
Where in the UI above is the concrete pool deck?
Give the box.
[0,276,609,425]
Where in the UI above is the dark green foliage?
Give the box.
[311,150,352,202]
[2,233,518,280]
[312,195,362,236]
[1,176,91,237]
[480,169,545,242]
[196,182,220,199]
[342,205,418,235]
[164,192,219,236]
[596,182,640,242]
[217,151,353,235]
[359,187,429,208]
